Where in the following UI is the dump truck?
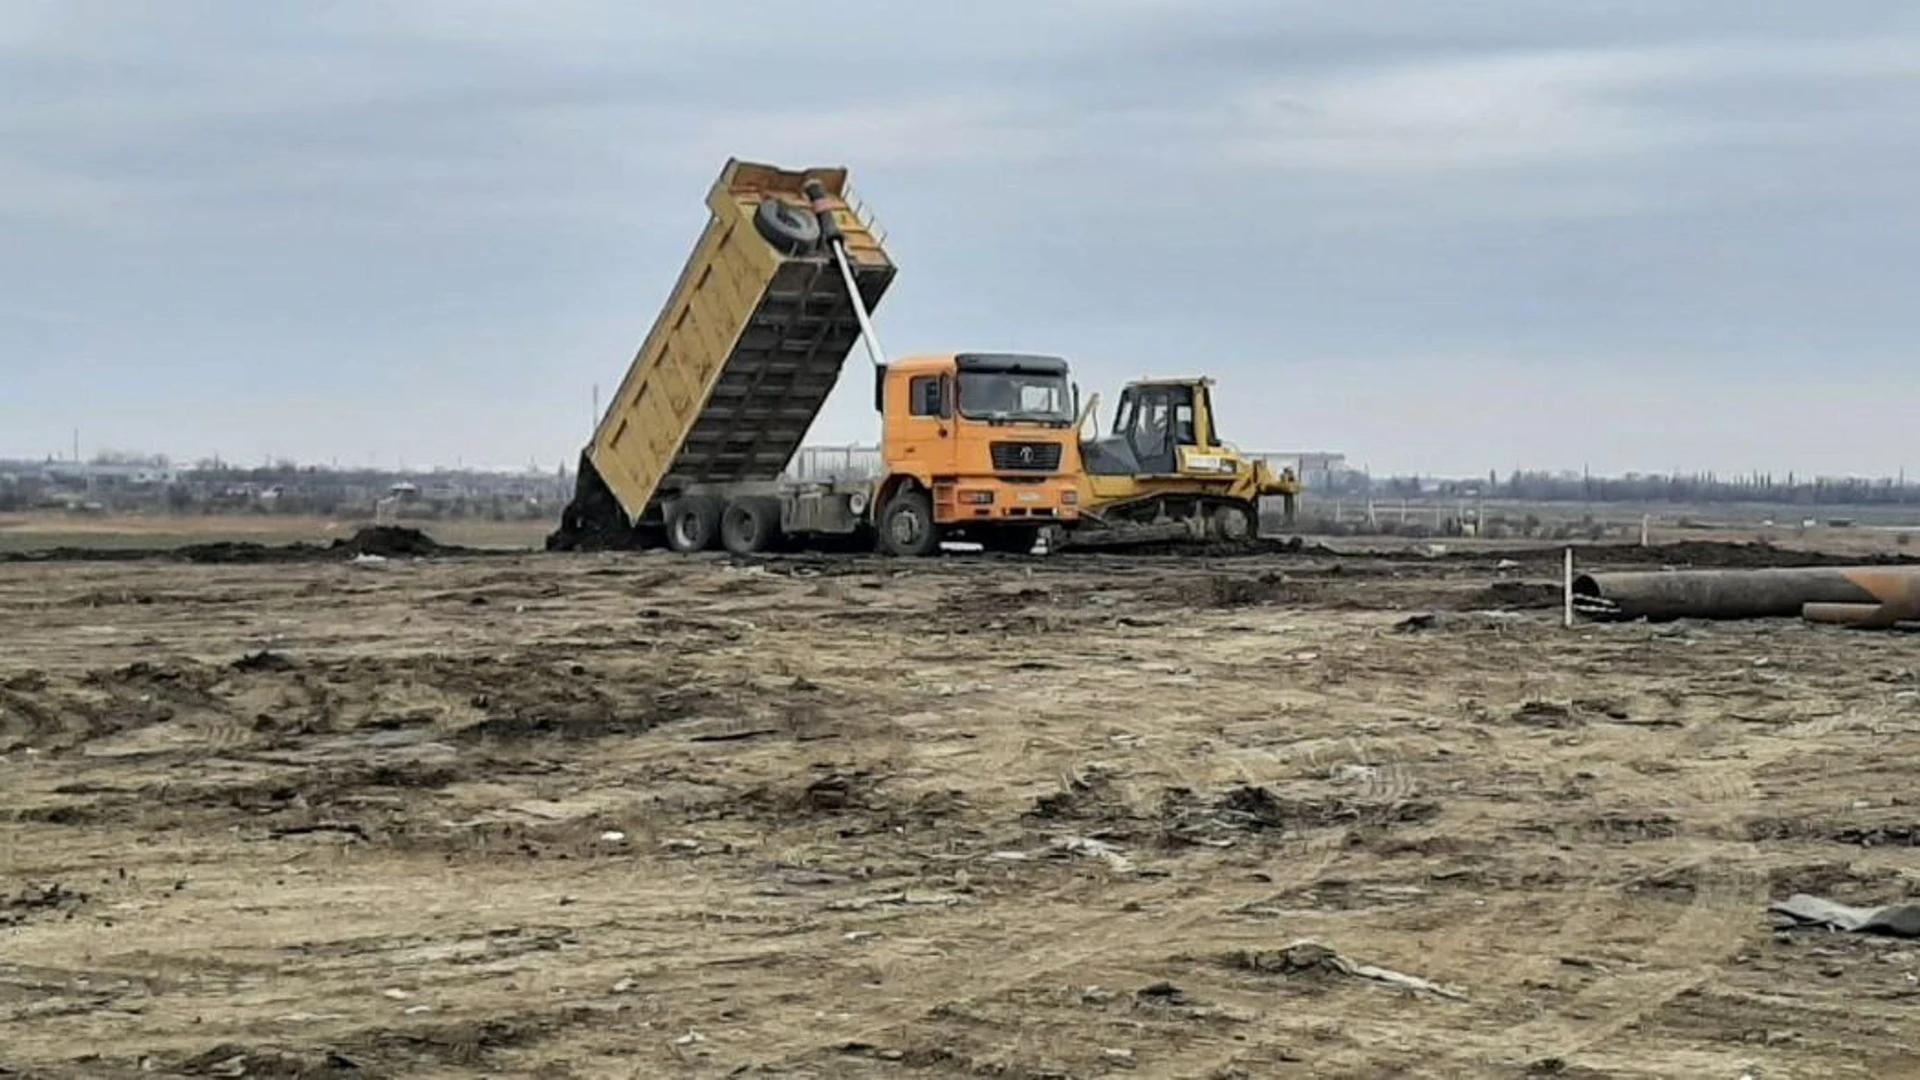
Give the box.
[1056,375,1301,549]
[547,159,1082,557]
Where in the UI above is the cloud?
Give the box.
[2,2,1918,475]
[1217,37,1920,178]
[1225,47,1694,174]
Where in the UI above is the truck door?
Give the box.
[887,369,958,475]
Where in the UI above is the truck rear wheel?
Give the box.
[720,497,783,555]
[663,496,721,553]
[878,489,940,557]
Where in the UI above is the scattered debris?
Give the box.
[1230,940,1467,1000]
[1054,835,1137,873]
[827,890,969,911]
[230,649,296,673]
[1135,981,1188,1005]
[1130,980,1252,1023]
[1,881,88,926]
[1395,610,1526,632]
[803,771,867,811]
[688,725,779,743]
[268,822,369,841]
[1770,894,1920,937]
[1510,697,1632,726]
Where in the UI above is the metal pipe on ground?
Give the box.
[1571,565,1920,623]
[1801,602,1899,628]
[1800,570,1920,628]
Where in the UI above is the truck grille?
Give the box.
[990,441,1062,471]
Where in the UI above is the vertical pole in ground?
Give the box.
[1563,547,1575,629]
[1640,514,1650,547]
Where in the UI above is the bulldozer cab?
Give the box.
[1083,377,1219,476]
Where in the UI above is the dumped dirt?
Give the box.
[0,525,484,565]
[3,545,1920,1078]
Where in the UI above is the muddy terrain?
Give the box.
[2,540,1917,1078]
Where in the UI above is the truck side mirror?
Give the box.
[938,374,954,420]
[873,364,887,413]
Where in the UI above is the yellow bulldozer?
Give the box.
[1054,375,1300,550]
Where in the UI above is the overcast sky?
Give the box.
[3,1,1916,477]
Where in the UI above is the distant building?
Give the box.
[41,461,178,486]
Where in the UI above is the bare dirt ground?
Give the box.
[3,539,1919,1079]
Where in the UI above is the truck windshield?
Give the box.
[957,372,1073,426]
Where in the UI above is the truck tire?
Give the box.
[720,497,783,555]
[753,197,821,255]
[878,489,940,557]
[663,496,721,553]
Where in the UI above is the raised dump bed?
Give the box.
[550,159,896,550]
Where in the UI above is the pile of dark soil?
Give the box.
[331,525,452,558]
[1,525,481,565]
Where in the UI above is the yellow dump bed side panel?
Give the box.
[586,158,895,524]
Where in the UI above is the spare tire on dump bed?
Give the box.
[753,196,821,255]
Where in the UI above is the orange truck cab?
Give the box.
[869,352,1082,555]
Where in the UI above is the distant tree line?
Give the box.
[1341,469,1917,506]
[1,459,570,520]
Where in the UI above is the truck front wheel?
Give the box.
[878,490,940,557]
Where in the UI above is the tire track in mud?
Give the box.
[745,807,1372,1071]
[1160,728,1467,1080]
[741,690,1441,1070]
[1492,707,1862,1070]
